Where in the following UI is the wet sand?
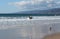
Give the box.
[43,33,60,39]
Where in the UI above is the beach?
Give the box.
[43,33,60,39]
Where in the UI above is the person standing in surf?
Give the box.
[50,26,52,31]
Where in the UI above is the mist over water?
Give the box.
[0,16,60,39]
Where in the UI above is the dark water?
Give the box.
[0,14,59,17]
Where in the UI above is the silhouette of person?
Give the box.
[29,16,32,19]
[50,26,52,31]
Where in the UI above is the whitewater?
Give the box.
[0,16,60,39]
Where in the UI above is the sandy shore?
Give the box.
[43,33,60,39]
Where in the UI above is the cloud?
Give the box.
[9,0,60,10]
[56,1,60,4]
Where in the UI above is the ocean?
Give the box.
[0,14,58,17]
[0,15,60,39]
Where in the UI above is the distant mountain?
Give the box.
[15,8,60,15]
[0,8,60,16]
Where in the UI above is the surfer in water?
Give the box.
[50,26,52,31]
[49,26,52,34]
[29,16,32,19]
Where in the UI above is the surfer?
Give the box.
[29,16,32,19]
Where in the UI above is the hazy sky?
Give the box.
[0,0,60,13]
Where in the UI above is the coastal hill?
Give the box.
[15,8,60,15]
[0,8,60,16]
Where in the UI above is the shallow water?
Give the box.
[0,16,60,39]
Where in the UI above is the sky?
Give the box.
[0,0,60,13]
